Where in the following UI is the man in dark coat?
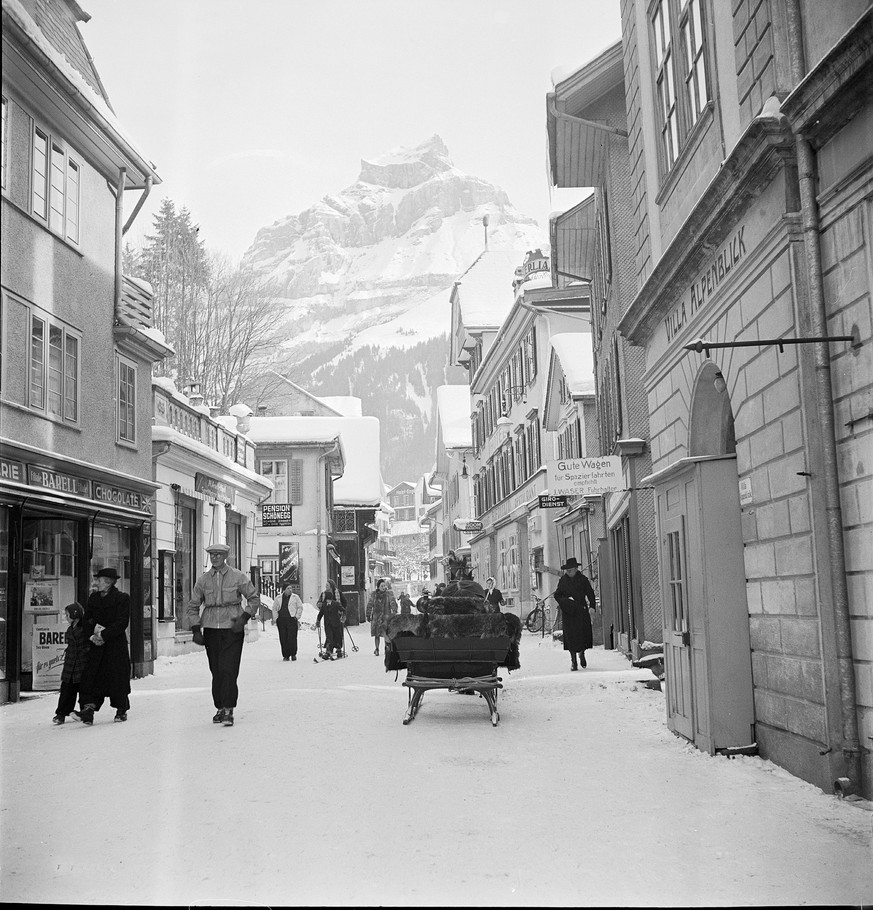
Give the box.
[554,557,597,670]
[78,567,131,724]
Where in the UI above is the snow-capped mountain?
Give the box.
[241,135,547,483]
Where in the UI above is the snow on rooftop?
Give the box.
[318,396,362,417]
[245,415,382,506]
[436,385,472,449]
[454,249,529,328]
[5,0,157,175]
[551,332,596,395]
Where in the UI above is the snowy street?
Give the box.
[2,624,871,907]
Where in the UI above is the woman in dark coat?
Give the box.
[78,567,131,724]
[366,577,397,656]
[554,557,596,670]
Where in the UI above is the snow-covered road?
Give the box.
[2,624,871,906]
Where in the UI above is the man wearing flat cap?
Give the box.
[187,542,260,726]
[77,566,131,725]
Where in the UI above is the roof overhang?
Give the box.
[2,3,160,188]
[780,8,873,149]
[547,42,627,189]
[550,194,597,284]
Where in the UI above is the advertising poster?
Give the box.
[341,565,355,586]
[33,622,66,691]
[278,542,299,586]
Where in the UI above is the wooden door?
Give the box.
[663,514,694,741]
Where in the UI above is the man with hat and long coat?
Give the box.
[187,543,260,726]
[78,567,131,725]
[554,556,597,671]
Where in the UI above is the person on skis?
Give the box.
[316,585,345,659]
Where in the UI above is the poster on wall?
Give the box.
[32,622,66,690]
[340,565,355,587]
[278,542,299,586]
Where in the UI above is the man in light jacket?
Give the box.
[271,584,304,661]
[187,543,260,727]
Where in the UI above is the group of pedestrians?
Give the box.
[52,544,599,728]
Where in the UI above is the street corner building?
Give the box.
[0,0,172,701]
[548,2,873,798]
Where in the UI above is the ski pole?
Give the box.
[345,624,359,652]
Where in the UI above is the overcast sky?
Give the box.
[80,0,621,260]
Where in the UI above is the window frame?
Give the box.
[116,353,137,445]
[30,121,81,245]
[1,95,8,192]
[649,0,713,181]
[27,306,81,426]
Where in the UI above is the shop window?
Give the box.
[117,355,137,443]
[498,538,508,591]
[508,534,519,592]
[21,518,78,676]
[91,524,131,594]
[650,0,711,176]
[31,124,81,244]
[29,309,80,424]
[174,496,198,628]
[1,96,8,192]
[226,512,242,570]
[0,507,8,680]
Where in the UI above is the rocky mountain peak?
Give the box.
[358,134,453,189]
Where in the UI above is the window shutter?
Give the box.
[290,459,303,504]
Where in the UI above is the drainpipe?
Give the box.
[316,440,341,598]
[785,1,862,794]
[113,167,126,318]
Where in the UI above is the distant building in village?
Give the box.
[0,0,171,700]
[430,385,475,581]
[547,42,662,660]
[239,413,383,625]
[450,247,593,618]
[150,383,271,656]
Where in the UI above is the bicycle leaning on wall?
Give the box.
[524,592,557,638]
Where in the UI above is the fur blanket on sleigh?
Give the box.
[383,601,521,672]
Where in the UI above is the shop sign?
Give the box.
[33,622,66,691]
[547,457,623,495]
[453,519,483,533]
[262,503,293,526]
[538,494,569,508]
[94,483,150,511]
[28,466,92,497]
[738,476,753,506]
[195,473,234,503]
[278,541,299,585]
[0,456,26,483]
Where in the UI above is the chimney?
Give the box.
[228,403,253,434]
[483,214,489,250]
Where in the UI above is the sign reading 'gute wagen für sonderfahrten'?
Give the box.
[546,457,623,496]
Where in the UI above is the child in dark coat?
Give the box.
[316,588,345,659]
[53,603,89,724]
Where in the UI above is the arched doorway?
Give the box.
[653,363,755,752]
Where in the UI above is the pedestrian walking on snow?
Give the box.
[77,568,131,725]
[187,543,260,726]
[366,577,397,656]
[271,584,303,661]
[554,557,597,670]
[398,591,413,615]
[484,577,505,613]
[316,586,345,659]
[52,602,89,724]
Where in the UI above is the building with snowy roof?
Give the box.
[0,0,173,698]
[237,414,383,623]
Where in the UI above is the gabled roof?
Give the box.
[451,249,528,330]
[245,415,383,506]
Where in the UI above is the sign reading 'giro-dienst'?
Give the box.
[546,457,623,496]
